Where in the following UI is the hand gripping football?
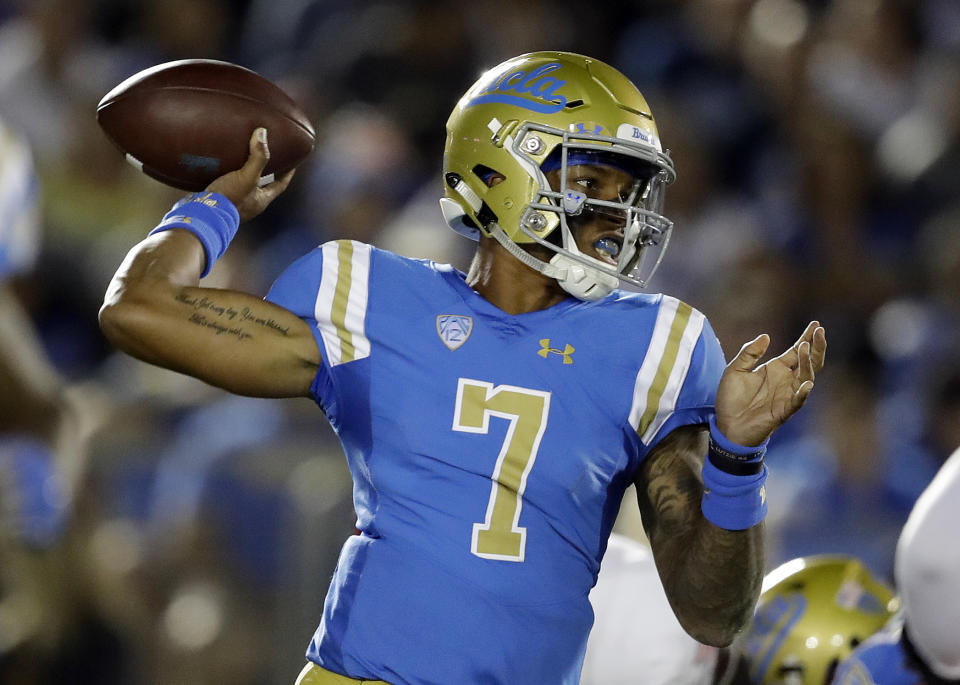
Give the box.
[97,59,316,191]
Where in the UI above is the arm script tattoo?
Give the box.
[175,292,291,342]
[636,425,764,646]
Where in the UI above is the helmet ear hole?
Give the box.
[472,164,505,188]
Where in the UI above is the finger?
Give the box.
[810,325,827,373]
[772,343,799,370]
[729,333,770,372]
[796,340,814,384]
[237,127,271,186]
[273,169,296,192]
[260,169,295,202]
[791,379,814,411]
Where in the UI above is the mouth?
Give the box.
[592,233,623,266]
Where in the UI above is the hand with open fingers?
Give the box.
[714,321,827,446]
[206,128,296,222]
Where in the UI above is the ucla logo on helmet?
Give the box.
[467,63,568,114]
[741,594,807,676]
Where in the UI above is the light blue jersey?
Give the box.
[832,620,930,685]
[266,240,726,685]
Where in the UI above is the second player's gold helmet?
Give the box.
[741,556,899,685]
[441,51,676,300]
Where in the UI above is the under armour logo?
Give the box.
[538,338,574,364]
[574,123,603,135]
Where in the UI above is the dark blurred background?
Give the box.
[0,0,957,683]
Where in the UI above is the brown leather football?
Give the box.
[97,59,315,191]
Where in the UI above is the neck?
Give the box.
[465,236,569,314]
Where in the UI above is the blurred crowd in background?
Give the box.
[0,0,958,683]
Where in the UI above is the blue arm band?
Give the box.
[701,459,768,530]
[148,192,240,277]
[700,414,769,530]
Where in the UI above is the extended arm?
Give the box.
[99,129,319,398]
[636,425,763,647]
[637,321,827,647]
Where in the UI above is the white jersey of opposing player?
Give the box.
[582,533,718,685]
[895,444,960,680]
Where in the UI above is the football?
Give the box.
[97,59,316,191]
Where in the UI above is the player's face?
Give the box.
[544,164,643,266]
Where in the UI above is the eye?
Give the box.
[574,177,594,189]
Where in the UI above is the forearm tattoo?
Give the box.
[639,427,764,645]
[175,292,290,341]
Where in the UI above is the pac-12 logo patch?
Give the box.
[437,315,473,350]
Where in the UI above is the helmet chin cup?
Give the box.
[550,251,619,301]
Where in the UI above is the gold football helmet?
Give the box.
[441,51,676,300]
[741,556,899,685]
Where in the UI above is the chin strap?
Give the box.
[441,196,619,302]
[492,222,618,302]
[487,222,566,279]
[489,222,619,302]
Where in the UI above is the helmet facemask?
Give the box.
[493,122,675,300]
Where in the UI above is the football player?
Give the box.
[733,555,898,685]
[99,52,826,684]
[831,445,960,684]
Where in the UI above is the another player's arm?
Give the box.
[99,129,317,398]
[635,424,763,648]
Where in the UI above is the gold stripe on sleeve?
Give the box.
[331,240,356,363]
[636,301,693,438]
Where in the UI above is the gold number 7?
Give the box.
[453,378,551,562]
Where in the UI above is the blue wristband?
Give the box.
[701,414,769,529]
[148,192,240,277]
[708,415,767,476]
[701,458,768,530]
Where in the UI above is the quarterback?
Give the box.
[99,52,826,684]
